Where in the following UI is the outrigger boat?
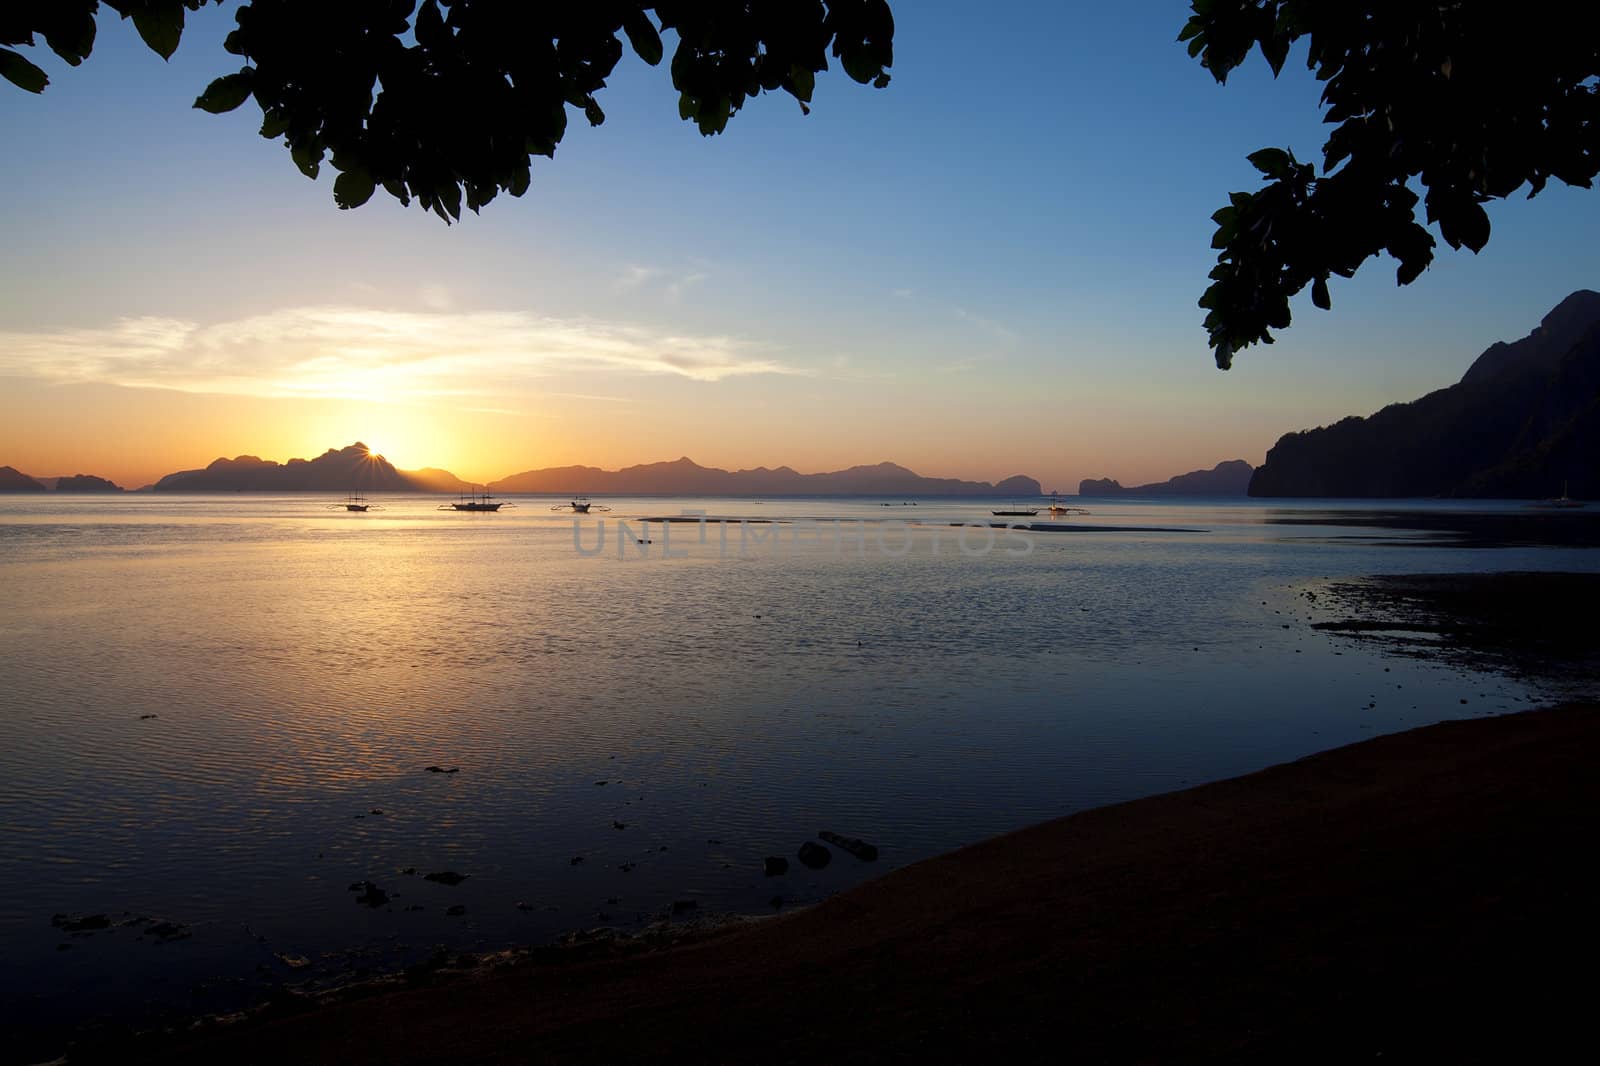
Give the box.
[441,487,511,512]
[1044,493,1089,517]
[550,495,611,513]
[991,504,1040,517]
[329,491,376,512]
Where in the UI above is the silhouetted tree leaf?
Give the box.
[192,68,252,113]
[333,167,375,210]
[258,108,288,139]
[789,65,816,103]
[621,9,662,66]
[36,8,98,67]
[1245,147,1290,178]
[0,47,48,93]
[290,139,322,180]
[130,3,185,61]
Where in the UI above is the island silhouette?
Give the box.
[1250,290,1600,498]
[134,447,1047,496]
[1079,460,1254,497]
[0,465,47,492]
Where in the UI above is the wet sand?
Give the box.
[108,700,1600,1064]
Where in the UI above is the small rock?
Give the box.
[569,856,584,866]
[763,856,789,877]
[797,841,831,870]
[671,900,698,914]
[146,920,190,942]
[446,905,466,917]
[424,765,459,774]
[347,881,390,908]
[369,808,384,816]
[275,952,311,969]
[819,831,878,862]
[516,902,534,911]
[51,913,110,932]
[423,871,468,886]
[612,821,627,830]
[138,714,159,720]
[769,896,784,910]
[399,867,417,876]
[618,863,635,873]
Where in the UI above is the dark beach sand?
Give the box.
[116,701,1600,1065]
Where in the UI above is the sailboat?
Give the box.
[1532,481,1585,509]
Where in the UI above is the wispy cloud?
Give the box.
[616,263,710,304]
[0,307,792,401]
[616,265,665,290]
[664,271,708,304]
[935,355,984,374]
[954,307,1019,344]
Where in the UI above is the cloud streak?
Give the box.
[954,307,1019,344]
[0,307,791,401]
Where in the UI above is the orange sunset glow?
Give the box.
[4,2,1599,1063]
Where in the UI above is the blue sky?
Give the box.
[2,2,1597,488]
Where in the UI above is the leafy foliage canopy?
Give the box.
[1183,1,1600,367]
[2,1,894,222]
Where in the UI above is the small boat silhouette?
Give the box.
[551,495,611,513]
[441,487,510,512]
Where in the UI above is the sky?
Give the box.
[3,2,1598,491]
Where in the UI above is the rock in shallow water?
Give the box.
[347,881,390,908]
[819,831,879,862]
[51,913,110,932]
[797,841,831,870]
[763,856,789,877]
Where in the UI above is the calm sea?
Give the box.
[1,493,1594,1050]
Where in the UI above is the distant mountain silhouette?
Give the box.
[403,466,475,493]
[1079,460,1254,497]
[0,465,47,492]
[139,445,1038,496]
[1250,290,1600,498]
[490,456,1042,497]
[154,443,418,492]
[48,474,125,492]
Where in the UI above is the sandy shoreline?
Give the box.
[81,700,1600,1064]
